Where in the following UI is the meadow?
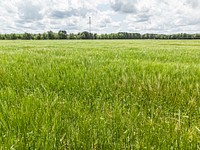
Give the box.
[0,40,200,149]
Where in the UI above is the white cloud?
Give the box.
[110,0,138,13]
[0,0,200,34]
[113,0,200,33]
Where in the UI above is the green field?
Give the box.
[0,40,200,149]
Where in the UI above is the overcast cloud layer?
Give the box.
[0,0,200,34]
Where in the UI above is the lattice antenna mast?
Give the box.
[89,17,92,35]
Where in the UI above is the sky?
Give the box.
[0,0,200,34]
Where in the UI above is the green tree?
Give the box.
[47,31,55,39]
[58,30,67,39]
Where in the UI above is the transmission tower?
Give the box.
[89,17,91,35]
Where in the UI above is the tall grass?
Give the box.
[0,40,200,149]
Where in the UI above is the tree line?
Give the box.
[1,31,200,40]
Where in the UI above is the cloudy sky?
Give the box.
[0,0,200,34]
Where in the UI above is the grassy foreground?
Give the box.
[0,40,200,149]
